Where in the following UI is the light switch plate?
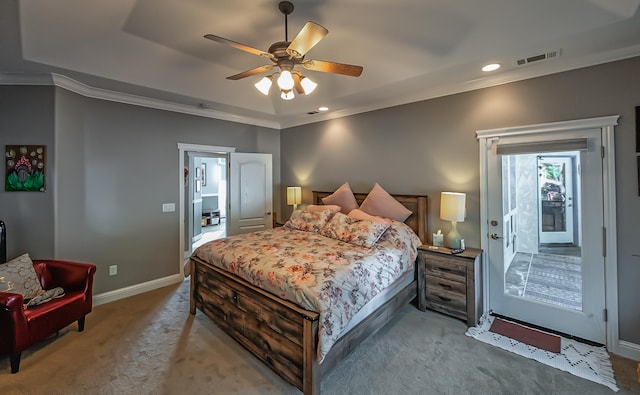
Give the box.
[162,203,175,212]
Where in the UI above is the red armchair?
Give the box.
[0,259,96,373]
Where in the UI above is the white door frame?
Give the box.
[477,115,621,353]
[177,143,235,277]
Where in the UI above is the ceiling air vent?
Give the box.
[516,49,561,66]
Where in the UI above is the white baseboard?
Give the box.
[614,340,640,361]
[93,274,184,306]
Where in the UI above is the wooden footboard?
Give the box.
[190,256,321,393]
[190,256,417,395]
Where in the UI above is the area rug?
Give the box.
[525,253,582,310]
[466,313,619,391]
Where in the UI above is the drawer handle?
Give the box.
[438,267,452,272]
[232,294,238,302]
[437,295,452,302]
[438,282,452,289]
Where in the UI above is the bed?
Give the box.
[189,190,427,394]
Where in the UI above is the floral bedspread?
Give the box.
[192,221,421,362]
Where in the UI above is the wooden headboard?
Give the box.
[312,191,428,243]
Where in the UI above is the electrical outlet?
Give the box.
[109,265,117,276]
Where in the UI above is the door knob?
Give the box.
[490,233,504,240]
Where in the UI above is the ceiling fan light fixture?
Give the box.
[255,76,273,95]
[277,70,295,90]
[281,89,295,100]
[300,76,317,94]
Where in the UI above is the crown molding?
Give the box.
[0,73,53,85]
[0,72,280,130]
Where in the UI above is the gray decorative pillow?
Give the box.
[0,253,43,298]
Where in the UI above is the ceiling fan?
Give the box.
[204,1,363,100]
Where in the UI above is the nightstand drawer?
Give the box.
[425,279,466,311]
[425,257,466,283]
[426,275,466,297]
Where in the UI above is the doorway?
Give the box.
[477,116,619,347]
[191,155,228,251]
[177,144,274,277]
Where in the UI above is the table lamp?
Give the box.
[440,192,466,250]
[287,186,302,211]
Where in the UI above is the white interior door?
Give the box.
[228,153,273,235]
[484,128,606,344]
[538,155,576,244]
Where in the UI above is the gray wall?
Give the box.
[280,56,640,344]
[0,86,56,259]
[1,86,280,294]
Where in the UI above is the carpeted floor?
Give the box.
[1,279,638,394]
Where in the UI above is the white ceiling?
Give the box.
[2,0,640,129]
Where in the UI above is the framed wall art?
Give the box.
[5,145,46,192]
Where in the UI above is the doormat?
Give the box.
[490,317,561,353]
[466,313,618,391]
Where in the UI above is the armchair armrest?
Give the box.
[33,260,96,292]
[33,260,96,311]
[0,291,29,354]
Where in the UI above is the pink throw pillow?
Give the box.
[306,204,341,214]
[321,182,359,214]
[359,183,412,222]
[348,209,392,224]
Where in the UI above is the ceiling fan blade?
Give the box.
[292,73,304,94]
[286,22,328,57]
[302,59,363,77]
[204,34,274,60]
[226,65,275,80]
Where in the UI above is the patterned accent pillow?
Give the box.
[320,212,391,248]
[285,209,334,233]
[0,253,43,298]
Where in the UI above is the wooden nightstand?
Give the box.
[417,245,483,326]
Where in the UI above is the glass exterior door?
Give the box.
[485,128,606,344]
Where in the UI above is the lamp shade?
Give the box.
[254,76,272,95]
[287,186,302,206]
[440,192,466,222]
[300,76,317,94]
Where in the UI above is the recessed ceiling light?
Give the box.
[482,63,501,72]
[318,106,329,112]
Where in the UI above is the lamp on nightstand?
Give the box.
[287,186,302,211]
[440,192,466,250]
